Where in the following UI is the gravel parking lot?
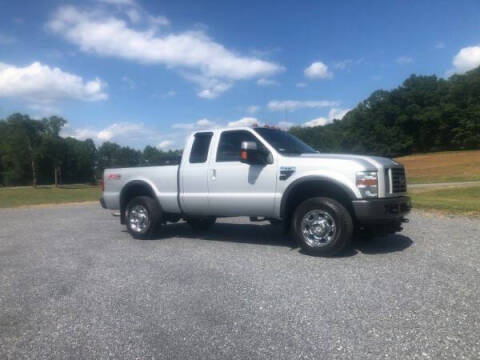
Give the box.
[0,204,479,359]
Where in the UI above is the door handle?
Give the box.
[211,169,216,180]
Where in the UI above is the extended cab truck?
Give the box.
[100,127,411,256]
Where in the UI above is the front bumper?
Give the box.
[352,196,411,223]
[99,197,107,209]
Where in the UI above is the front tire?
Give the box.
[292,197,353,256]
[125,196,162,239]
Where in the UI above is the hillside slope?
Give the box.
[395,150,480,184]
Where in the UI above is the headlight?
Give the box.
[356,171,378,198]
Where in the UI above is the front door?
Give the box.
[207,130,277,217]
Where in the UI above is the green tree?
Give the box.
[40,116,67,186]
[3,114,45,187]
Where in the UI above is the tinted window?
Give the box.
[216,130,264,162]
[189,132,213,163]
[254,128,317,155]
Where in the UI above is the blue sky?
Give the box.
[1,0,480,149]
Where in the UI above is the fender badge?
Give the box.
[279,166,296,180]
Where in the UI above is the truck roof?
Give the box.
[191,126,282,134]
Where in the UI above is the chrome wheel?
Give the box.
[300,209,337,248]
[128,205,150,233]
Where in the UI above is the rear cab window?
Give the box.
[189,132,213,163]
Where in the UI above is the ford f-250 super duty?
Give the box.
[100,126,411,256]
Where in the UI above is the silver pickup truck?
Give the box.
[100,126,411,256]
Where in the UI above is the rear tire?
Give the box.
[292,197,353,256]
[125,196,162,239]
[186,216,216,232]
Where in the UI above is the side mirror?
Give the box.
[240,141,260,164]
[240,141,272,165]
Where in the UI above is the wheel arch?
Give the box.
[120,180,160,224]
[280,176,357,222]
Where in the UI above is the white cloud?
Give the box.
[303,107,350,127]
[126,8,141,23]
[333,58,363,70]
[268,99,339,112]
[333,59,353,70]
[171,123,194,130]
[64,128,100,140]
[449,46,480,74]
[172,118,217,130]
[196,118,215,127]
[147,15,170,27]
[0,34,16,44]
[276,121,294,129]
[97,123,146,141]
[396,56,414,65]
[157,140,174,150]
[98,0,169,26]
[227,117,259,128]
[303,117,329,127]
[246,105,260,114]
[188,75,231,99]
[0,61,107,106]
[256,78,279,86]
[328,108,350,120]
[98,0,136,5]
[63,122,147,143]
[296,82,307,88]
[153,90,176,98]
[47,5,282,98]
[304,61,332,79]
[121,75,136,89]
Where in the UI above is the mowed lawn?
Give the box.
[396,150,480,184]
[0,185,101,208]
[410,185,480,216]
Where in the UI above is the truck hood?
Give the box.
[298,153,400,170]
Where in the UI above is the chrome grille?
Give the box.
[391,167,407,193]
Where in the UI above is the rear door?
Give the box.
[179,132,213,215]
[207,130,277,217]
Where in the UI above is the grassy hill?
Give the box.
[0,185,100,208]
[395,150,480,216]
[395,150,480,184]
[410,185,480,216]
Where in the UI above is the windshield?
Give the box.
[254,128,317,155]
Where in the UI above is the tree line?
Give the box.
[0,114,181,187]
[1,66,479,187]
[290,66,480,157]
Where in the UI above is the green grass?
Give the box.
[410,185,480,216]
[395,150,480,184]
[0,184,101,208]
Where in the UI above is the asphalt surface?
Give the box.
[0,204,479,359]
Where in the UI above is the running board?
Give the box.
[249,216,267,222]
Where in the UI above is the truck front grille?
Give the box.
[390,167,407,193]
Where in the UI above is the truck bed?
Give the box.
[103,164,180,212]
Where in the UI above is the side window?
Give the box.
[189,132,213,163]
[216,130,263,162]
